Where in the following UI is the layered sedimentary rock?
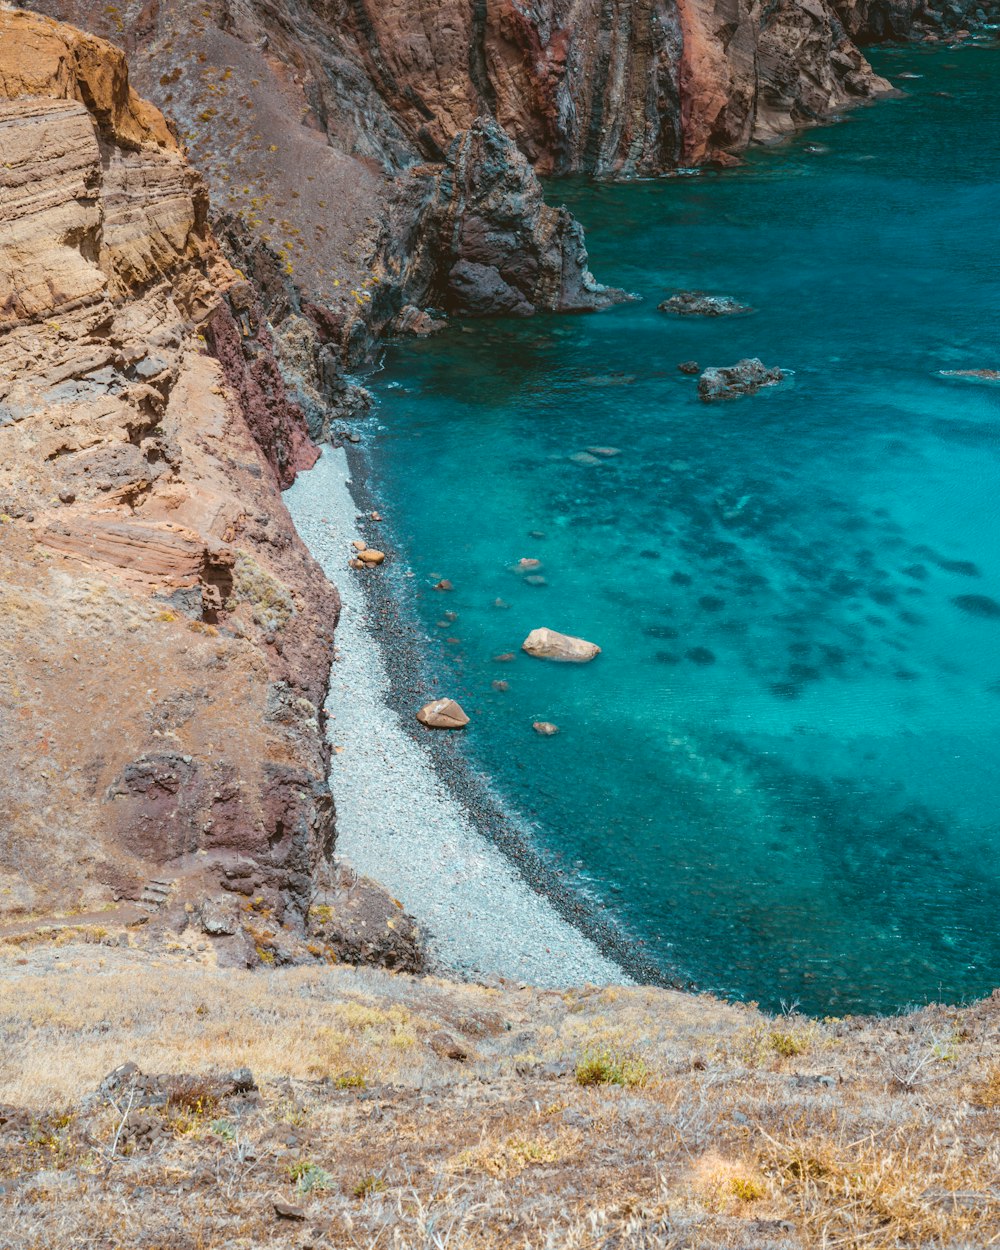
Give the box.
[0,11,420,969]
[15,0,896,358]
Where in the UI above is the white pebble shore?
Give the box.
[286,446,627,986]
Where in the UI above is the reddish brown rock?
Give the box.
[0,11,338,933]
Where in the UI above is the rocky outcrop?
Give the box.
[835,0,1000,40]
[0,11,419,969]
[15,0,894,363]
[659,292,753,316]
[381,118,627,320]
[698,358,786,400]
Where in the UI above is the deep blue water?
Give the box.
[367,44,1000,1015]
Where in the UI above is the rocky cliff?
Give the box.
[13,0,906,367]
[835,0,1000,40]
[14,0,993,375]
[0,10,420,970]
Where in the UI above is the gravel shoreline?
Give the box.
[286,446,630,986]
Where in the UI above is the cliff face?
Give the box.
[677,0,892,162]
[14,0,898,360]
[335,0,888,172]
[835,0,1000,40]
[0,10,420,970]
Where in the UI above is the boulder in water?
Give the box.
[522,628,601,662]
[416,699,470,729]
[698,359,784,401]
[659,291,752,316]
[533,721,560,735]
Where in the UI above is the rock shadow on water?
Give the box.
[952,594,1000,619]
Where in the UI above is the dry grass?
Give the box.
[0,945,999,1248]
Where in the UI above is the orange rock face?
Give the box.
[0,11,341,948]
[0,8,174,150]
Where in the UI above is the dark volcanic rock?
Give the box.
[308,867,424,973]
[430,118,630,317]
[447,260,535,317]
[659,292,752,316]
[698,359,785,401]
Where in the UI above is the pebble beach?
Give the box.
[285,446,627,987]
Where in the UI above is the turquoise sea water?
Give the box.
[366,44,1000,1015]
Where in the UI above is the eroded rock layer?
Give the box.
[0,10,421,971]
[14,0,903,354]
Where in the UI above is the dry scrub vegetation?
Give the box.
[0,943,999,1248]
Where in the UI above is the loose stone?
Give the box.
[522,628,601,662]
[416,698,470,729]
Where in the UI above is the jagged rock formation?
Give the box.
[0,10,421,970]
[380,117,627,320]
[836,0,1000,40]
[15,0,899,357]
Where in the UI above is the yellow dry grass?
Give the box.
[0,945,998,1248]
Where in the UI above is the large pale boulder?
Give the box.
[416,699,470,729]
[522,628,601,663]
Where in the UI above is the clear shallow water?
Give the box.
[366,44,1000,1015]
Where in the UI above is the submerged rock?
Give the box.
[678,361,701,375]
[952,594,1000,619]
[938,369,1000,382]
[522,628,601,662]
[659,292,752,316]
[533,721,560,736]
[698,359,785,401]
[416,699,470,729]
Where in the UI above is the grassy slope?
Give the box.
[1,941,999,1248]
